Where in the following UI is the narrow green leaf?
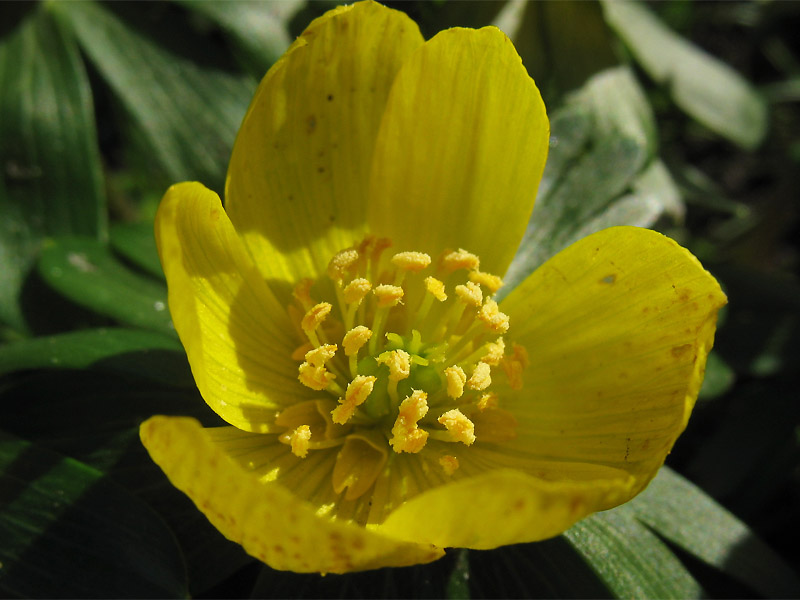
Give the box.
[564,511,704,599]
[504,67,679,294]
[37,237,174,336]
[601,0,767,149]
[110,221,164,279]
[0,6,105,331]
[178,0,302,77]
[0,327,191,387]
[53,0,255,192]
[0,433,188,598]
[445,549,470,599]
[627,467,800,598]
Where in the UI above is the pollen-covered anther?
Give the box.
[298,361,336,391]
[469,270,503,295]
[343,278,372,304]
[511,342,530,369]
[467,361,492,391]
[440,248,480,273]
[377,349,411,381]
[342,325,372,356]
[292,278,315,309]
[455,281,483,307]
[331,375,377,424]
[439,455,459,476]
[304,344,337,367]
[483,337,506,366]
[301,302,332,335]
[374,284,404,308]
[477,391,499,411]
[290,425,311,458]
[391,251,431,272]
[444,365,467,399]
[438,409,476,446]
[389,390,429,453]
[327,248,359,282]
[477,298,510,334]
[425,276,447,301]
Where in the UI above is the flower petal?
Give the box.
[377,466,635,549]
[225,1,424,289]
[140,416,444,573]
[368,26,549,276]
[499,226,726,489]
[156,182,304,432]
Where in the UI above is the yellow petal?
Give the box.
[378,465,635,549]
[368,26,549,276]
[155,182,302,432]
[499,226,726,491]
[140,416,444,573]
[226,1,424,290]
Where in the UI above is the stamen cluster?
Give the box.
[277,236,526,498]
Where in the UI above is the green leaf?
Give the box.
[0,327,191,387]
[0,433,188,598]
[626,467,800,598]
[698,351,735,400]
[52,0,255,192]
[564,511,704,599]
[178,0,302,77]
[110,221,164,279]
[504,67,681,294]
[0,6,105,331]
[37,237,174,336]
[601,0,767,149]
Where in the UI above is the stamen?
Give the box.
[327,248,359,283]
[389,390,429,453]
[373,284,404,308]
[477,298,510,334]
[292,278,315,310]
[477,391,499,411]
[482,337,506,365]
[455,282,483,308]
[301,302,332,346]
[391,251,431,276]
[289,425,311,458]
[440,249,480,274]
[377,349,411,403]
[467,361,492,391]
[502,343,529,390]
[298,361,336,391]
[304,344,337,367]
[425,277,447,302]
[343,278,372,305]
[331,375,377,424]
[469,270,503,295]
[439,455,460,475]
[343,325,372,376]
[438,409,476,446]
[444,365,467,399]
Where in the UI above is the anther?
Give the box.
[327,248,359,283]
[389,390,429,453]
[438,409,476,446]
[467,361,492,391]
[373,284,404,308]
[439,455,460,475]
[290,425,311,458]
[440,249,480,273]
[477,391,499,411]
[298,361,336,391]
[377,349,411,381]
[304,344,337,367]
[477,299,510,334]
[482,337,506,365]
[343,278,372,305]
[469,270,503,295]
[391,251,431,272]
[455,281,483,308]
[424,277,447,302]
[342,326,372,356]
[444,365,467,399]
[292,278,315,310]
[301,302,332,346]
[331,375,377,424]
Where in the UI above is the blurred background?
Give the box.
[0,1,798,597]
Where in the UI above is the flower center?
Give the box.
[276,236,527,500]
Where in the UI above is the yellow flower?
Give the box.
[140,0,726,574]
